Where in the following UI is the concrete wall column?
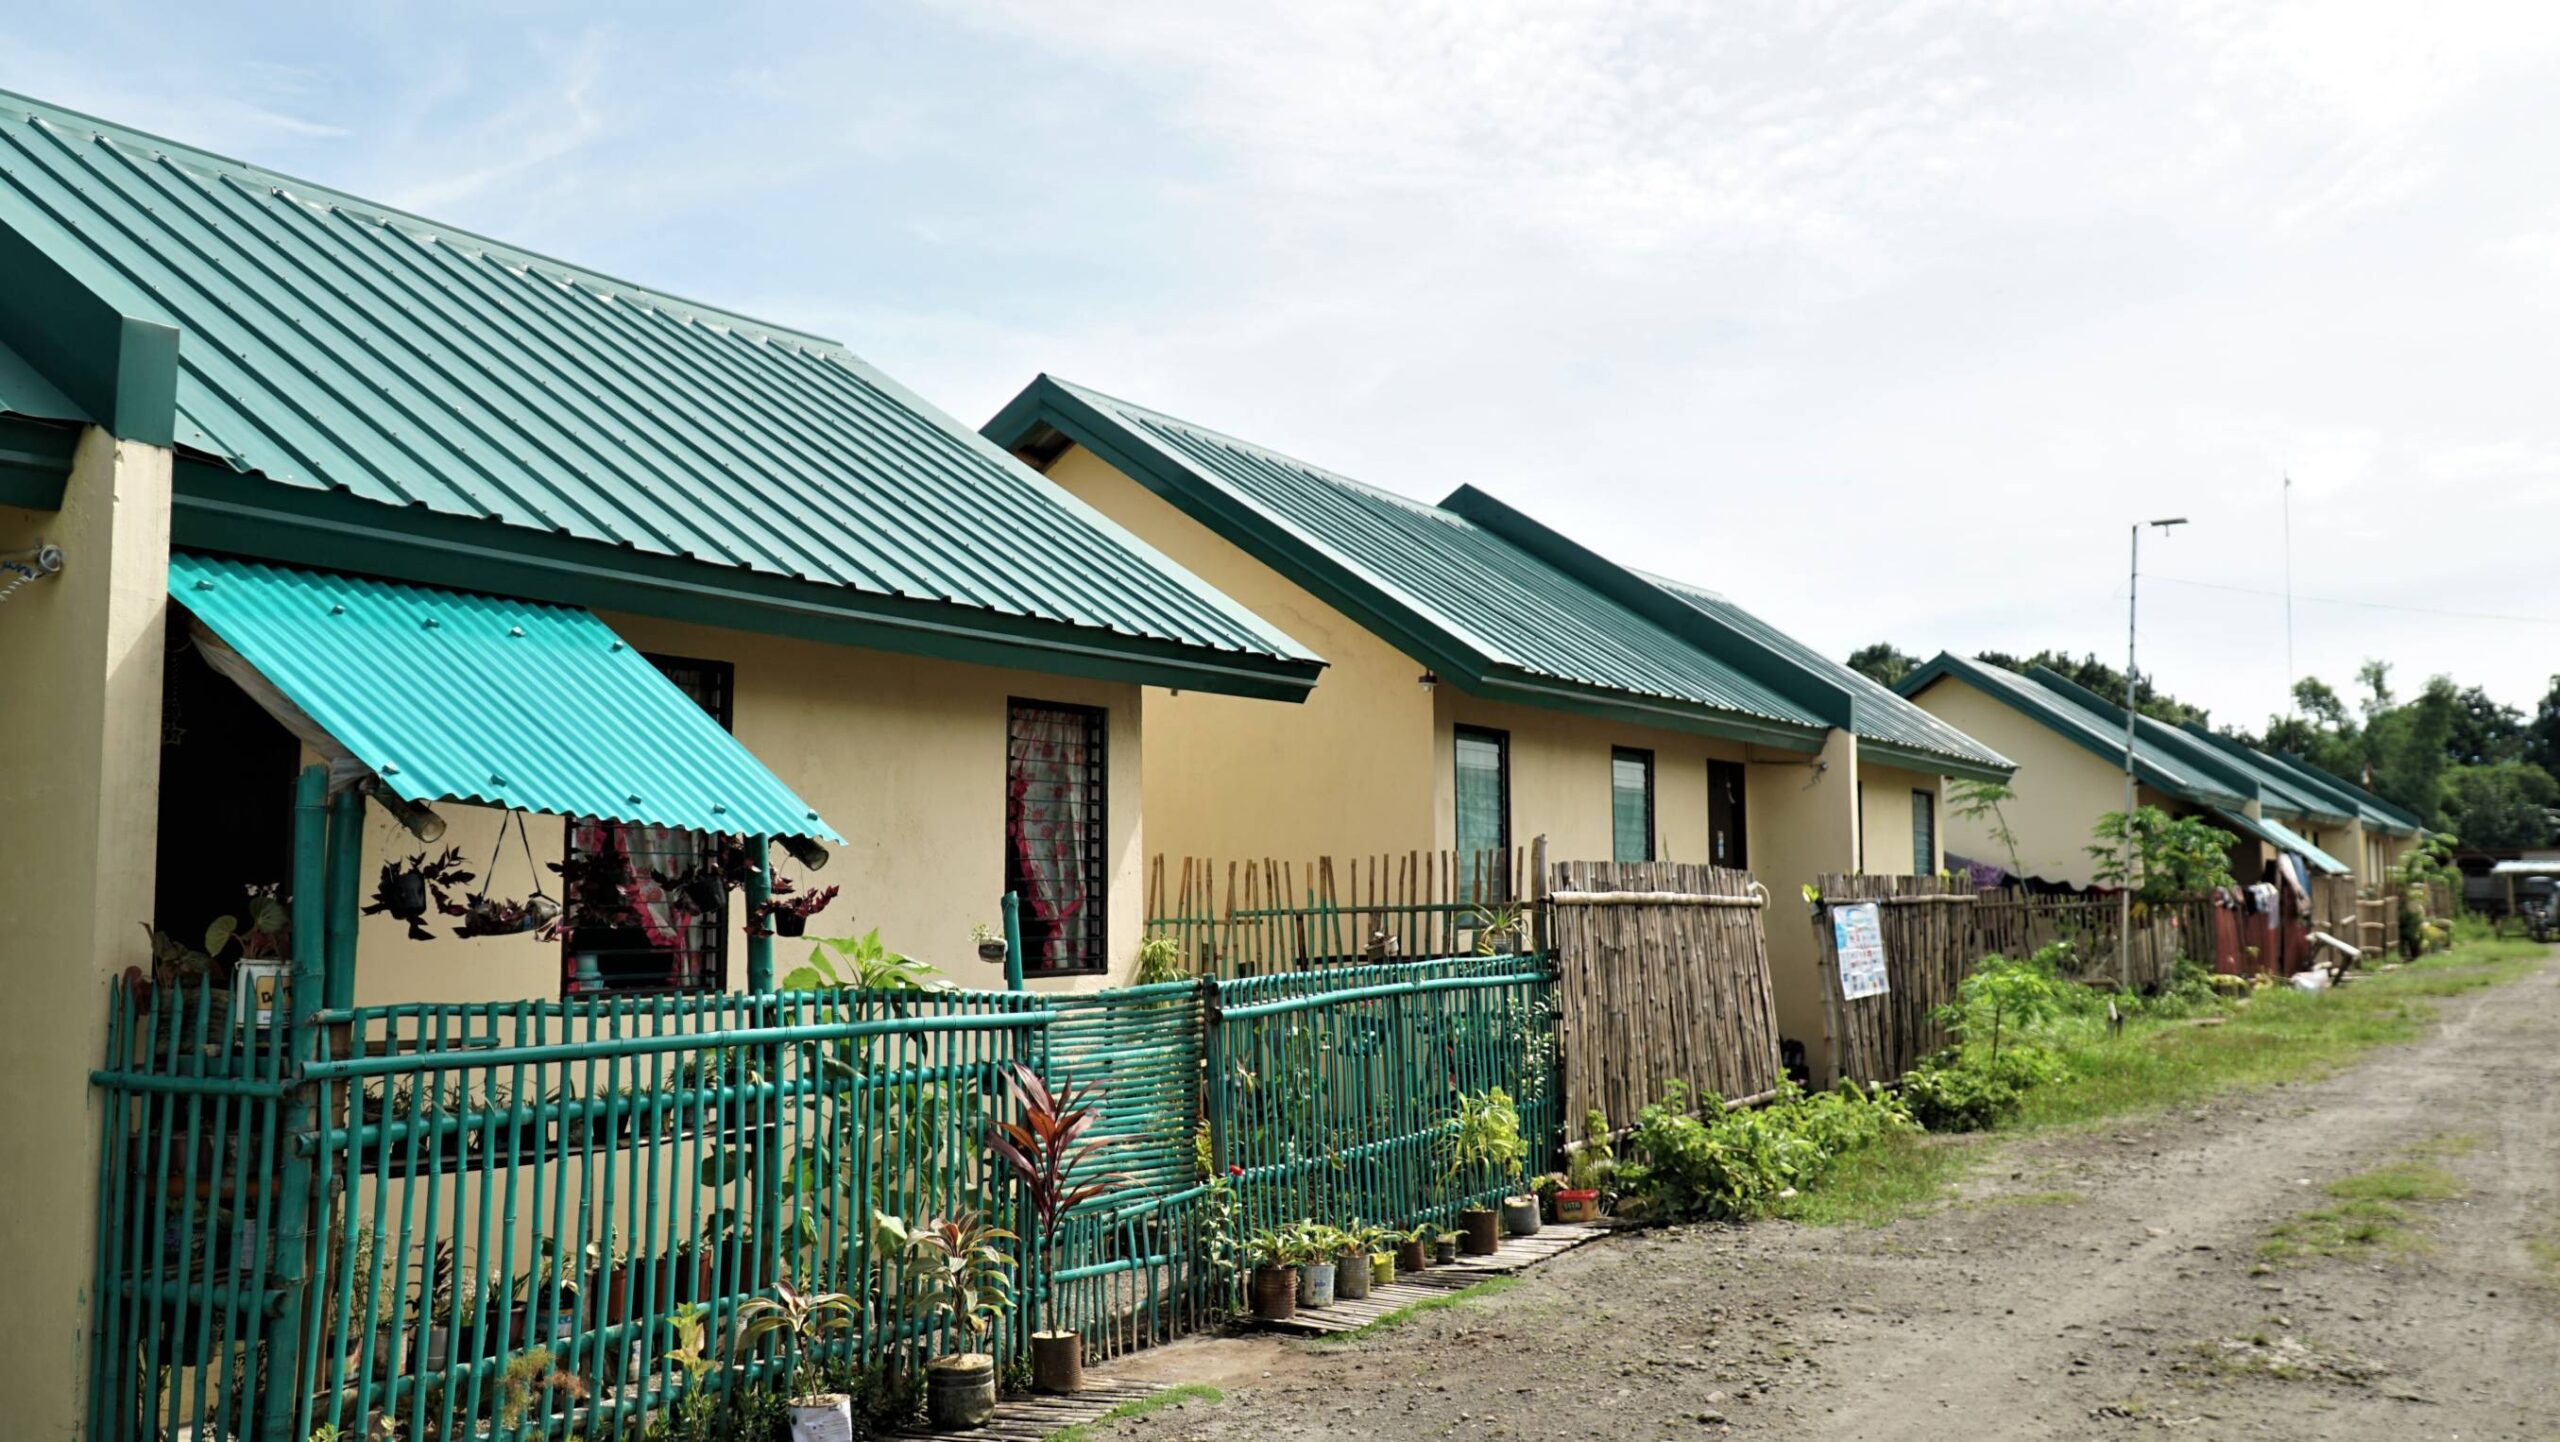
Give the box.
[1747,727,1861,1084]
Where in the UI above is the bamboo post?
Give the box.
[261,764,329,1442]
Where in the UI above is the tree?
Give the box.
[2526,675,2560,779]
[1976,650,2212,728]
[2088,806,2238,903]
[2439,762,2560,848]
[2364,676,2457,823]
[2446,686,2524,766]
[1947,777,2024,878]
[1846,643,1920,688]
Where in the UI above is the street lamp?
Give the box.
[2120,517,2189,988]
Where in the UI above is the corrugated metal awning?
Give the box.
[2216,807,2348,876]
[171,553,839,841]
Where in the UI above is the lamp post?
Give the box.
[2121,517,2189,988]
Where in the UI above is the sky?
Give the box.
[7,0,2559,730]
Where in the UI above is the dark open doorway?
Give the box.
[151,624,299,958]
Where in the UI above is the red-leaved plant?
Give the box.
[989,1062,1117,1335]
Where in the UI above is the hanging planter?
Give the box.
[971,923,1009,964]
[364,849,474,941]
[750,882,839,939]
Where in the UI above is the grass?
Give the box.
[2260,1161,2463,1264]
[1303,1276,1520,1344]
[1038,1384,1225,1442]
[1789,936,2544,1228]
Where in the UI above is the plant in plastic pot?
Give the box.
[989,1062,1117,1395]
[1444,1087,1530,1254]
[877,1211,1016,1431]
[1555,1108,1613,1223]
[1243,1227,1305,1322]
[971,922,1011,964]
[735,1281,859,1442]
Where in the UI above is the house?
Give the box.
[0,91,1319,1438]
[983,375,2013,1076]
[1894,653,2419,896]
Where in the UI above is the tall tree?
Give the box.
[1974,650,2212,728]
[2445,685,2525,766]
[1845,643,1920,688]
[2439,762,2559,848]
[2526,675,2560,778]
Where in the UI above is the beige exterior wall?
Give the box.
[1858,764,1945,877]
[1425,691,1748,864]
[1908,677,2160,887]
[340,616,1149,1002]
[0,429,173,1442]
[1748,729,1862,1078]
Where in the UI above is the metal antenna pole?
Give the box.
[2122,524,2141,990]
[2282,472,2296,716]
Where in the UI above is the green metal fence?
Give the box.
[89,952,1560,1440]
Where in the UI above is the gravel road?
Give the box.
[1105,948,2560,1440]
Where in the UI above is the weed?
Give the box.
[1040,1384,1226,1442]
[1306,1277,1521,1344]
[1773,1132,1979,1227]
[2261,1163,2461,1263]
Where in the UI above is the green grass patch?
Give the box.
[1773,1131,1981,1227]
[1304,1276,1520,1344]
[1039,1384,1226,1442]
[2260,1162,2462,1264]
[2527,1234,2560,1278]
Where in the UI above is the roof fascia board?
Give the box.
[1859,736,2013,785]
[1902,654,2232,805]
[0,211,175,445]
[2263,748,2417,833]
[0,413,78,510]
[2176,724,2353,827]
[1438,484,1854,729]
[170,460,1324,702]
[1471,668,1826,750]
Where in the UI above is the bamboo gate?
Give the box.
[1810,873,1978,1086]
[1543,859,1784,1129]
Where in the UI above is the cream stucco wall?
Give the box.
[336,616,1149,1001]
[1858,764,1945,877]
[1747,728,1862,1078]
[1426,691,1748,865]
[0,429,173,1442]
[1908,677,2163,886]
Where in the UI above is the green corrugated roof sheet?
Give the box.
[2255,748,2426,836]
[987,375,1833,748]
[1895,653,2247,807]
[2173,725,2353,827]
[172,552,837,840]
[1643,576,2012,780]
[2214,807,2350,876]
[0,90,1316,697]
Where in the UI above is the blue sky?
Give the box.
[8,1,2559,726]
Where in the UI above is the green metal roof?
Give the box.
[2214,806,2350,876]
[171,552,838,840]
[2256,749,2426,836]
[1895,653,2247,807]
[986,375,1832,748]
[2173,725,2354,828]
[0,89,1319,700]
[1641,574,2013,782]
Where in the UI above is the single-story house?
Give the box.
[983,375,2013,1076]
[0,90,1320,1437]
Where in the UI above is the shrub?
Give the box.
[1618,1079,1911,1222]
[1902,1045,2065,1132]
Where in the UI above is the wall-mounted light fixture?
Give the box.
[1417,672,1438,694]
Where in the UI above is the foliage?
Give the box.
[640,1351,921,1442]
[989,1061,1114,1332]
[1938,945,2081,1058]
[1845,642,1920,688]
[785,930,945,992]
[1442,1087,1529,1191]
[2439,762,2557,848]
[734,1280,857,1360]
[1902,1046,2066,1132]
[1947,778,2025,878]
[1039,1384,1227,1442]
[1241,1226,1310,1269]
[1470,902,1528,955]
[497,1346,587,1429]
[1566,1108,1615,1193]
[875,1212,1016,1348]
[751,879,841,937]
[145,882,292,980]
[364,849,474,941]
[1132,935,1186,985]
[1617,1079,1912,1222]
[2088,806,2236,903]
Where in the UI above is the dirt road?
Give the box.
[1110,950,2560,1440]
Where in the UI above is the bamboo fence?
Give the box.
[1970,890,2212,992]
[1145,848,1532,976]
[1810,872,1978,1086]
[1543,857,1783,1129]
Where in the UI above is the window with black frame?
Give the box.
[1006,699,1109,974]
[1611,747,1656,864]
[559,656,734,997]
[1455,726,1511,902]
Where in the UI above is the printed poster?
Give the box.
[1833,901,1890,1000]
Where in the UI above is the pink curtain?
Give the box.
[1008,706,1096,970]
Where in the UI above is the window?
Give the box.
[1912,789,1937,875]
[1708,759,1748,869]
[1007,699,1109,974]
[1611,747,1655,863]
[1454,726,1511,901]
[561,656,734,997]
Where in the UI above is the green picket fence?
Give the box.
[88,953,1560,1441]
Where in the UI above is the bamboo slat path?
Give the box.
[1811,872,1977,1086]
[1544,858,1783,1127]
[880,1381,1166,1441]
[1257,1223,1609,1336]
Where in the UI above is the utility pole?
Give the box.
[2281,473,2295,717]
[2123,517,2189,988]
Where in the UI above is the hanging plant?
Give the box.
[546,841,644,942]
[454,813,561,939]
[652,839,756,920]
[364,849,475,942]
[750,880,840,939]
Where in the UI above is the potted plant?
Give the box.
[1432,1232,1460,1266]
[497,1345,589,1431]
[971,923,1010,964]
[1445,1088,1531,1254]
[363,849,474,941]
[1333,1223,1376,1302]
[1370,1230,1397,1288]
[735,1280,859,1441]
[1395,1223,1430,1276]
[751,879,841,939]
[1555,1108,1611,1223]
[1294,1223,1339,1310]
[988,1062,1115,1394]
[1243,1227,1303,1322]
[877,1211,1016,1431]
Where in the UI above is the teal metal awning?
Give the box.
[2215,807,2348,876]
[171,553,839,841]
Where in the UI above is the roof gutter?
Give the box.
[1858,736,2014,785]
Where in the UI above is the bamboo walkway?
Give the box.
[881,1380,1166,1441]
[1262,1223,1609,1337]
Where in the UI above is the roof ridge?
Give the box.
[0,87,849,352]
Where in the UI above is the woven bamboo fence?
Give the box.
[1543,858,1783,1130]
[1145,848,1532,977]
[1811,873,1978,1085]
[1971,890,2212,992]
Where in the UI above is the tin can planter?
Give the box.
[1031,1330,1083,1395]
[1553,1189,1601,1224]
[1459,1207,1500,1256]
[787,1393,856,1442]
[1371,1250,1396,1287]
[976,941,1010,964]
[1500,1195,1542,1239]
[1397,1238,1428,1274]
[1335,1250,1372,1301]
[1432,1234,1460,1265]
[1296,1258,1337,1310]
[926,1353,996,1431]
[1251,1264,1299,1322]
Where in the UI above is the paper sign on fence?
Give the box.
[1833,901,1890,1000]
